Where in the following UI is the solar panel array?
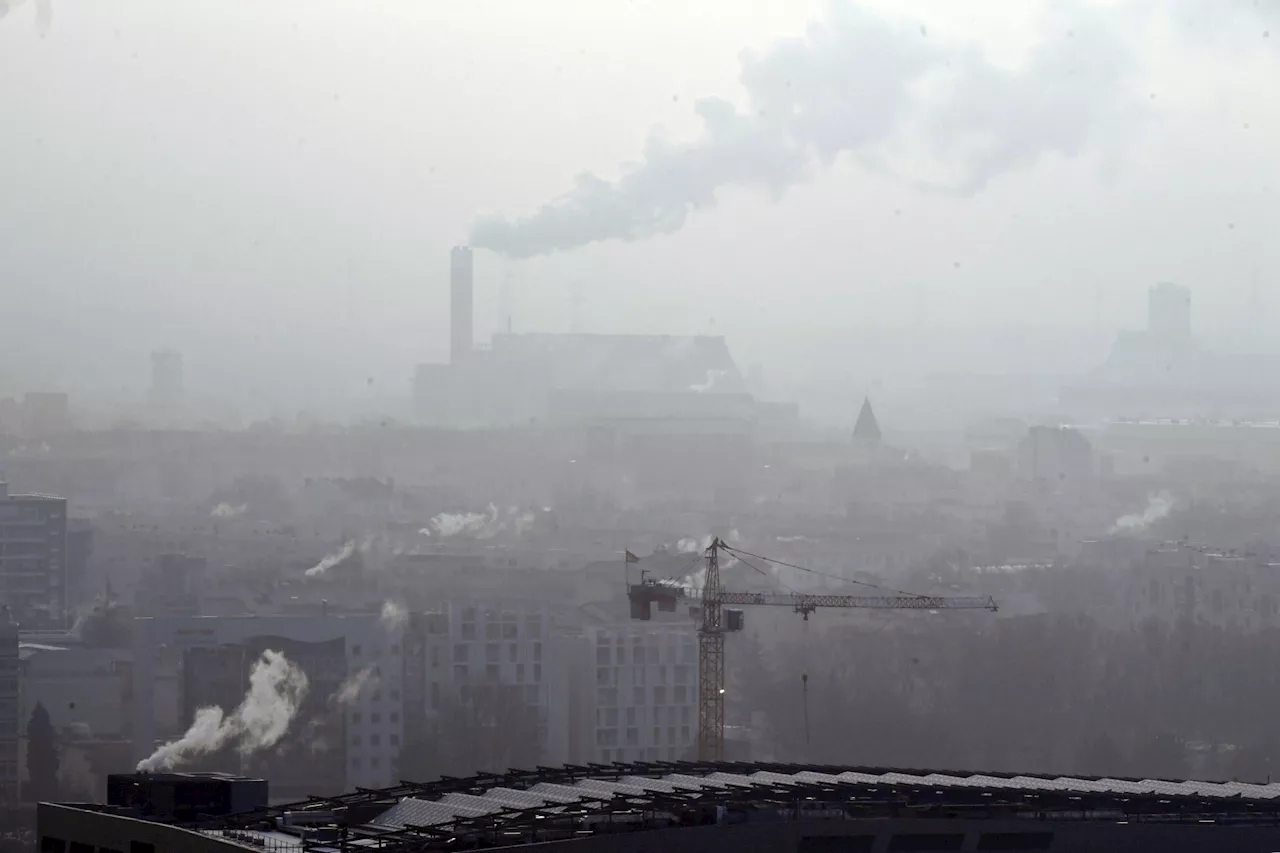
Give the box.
[360,766,1280,830]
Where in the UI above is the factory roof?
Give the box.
[488,333,747,395]
[193,760,1280,851]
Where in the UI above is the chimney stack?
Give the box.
[450,246,474,364]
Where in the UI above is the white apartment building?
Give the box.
[583,624,698,765]
[417,603,570,765]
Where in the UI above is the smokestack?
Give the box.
[450,246,474,364]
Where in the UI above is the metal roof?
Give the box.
[194,760,1280,851]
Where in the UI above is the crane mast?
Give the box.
[628,537,997,762]
[697,538,726,762]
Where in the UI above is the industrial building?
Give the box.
[0,481,68,628]
[413,246,786,439]
[40,761,1280,853]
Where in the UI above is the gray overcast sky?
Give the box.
[0,0,1277,417]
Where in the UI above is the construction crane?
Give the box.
[628,537,998,762]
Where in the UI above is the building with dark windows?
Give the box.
[0,481,68,629]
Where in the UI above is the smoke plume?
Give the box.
[426,504,537,539]
[211,502,248,519]
[305,540,356,577]
[0,0,52,36]
[1111,492,1174,533]
[380,599,409,633]
[332,665,379,706]
[470,1,1138,258]
[137,650,309,771]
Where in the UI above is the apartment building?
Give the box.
[0,608,17,800]
[0,482,68,629]
[582,625,698,764]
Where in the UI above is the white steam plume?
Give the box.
[1111,492,1174,533]
[137,650,309,771]
[470,1,1140,258]
[427,504,537,539]
[305,540,356,577]
[332,665,379,706]
[211,502,248,519]
[380,600,409,633]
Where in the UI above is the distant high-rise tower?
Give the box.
[1148,282,1191,345]
[149,350,184,408]
[450,246,474,364]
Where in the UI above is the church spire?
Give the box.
[853,397,882,445]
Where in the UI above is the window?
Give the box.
[390,644,400,655]
[431,682,440,709]
[486,664,501,681]
[461,622,476,640]
[633,646,646,664]
[390,688,400,701]
[503,622,518,639]
[351,644,362,656]
[453,644,469,662]
[606,707,619,726]
[626,727,638,745]
[533,664,542,681]
[370,734,381,746]
[390,733,400,746]
[372,712,381,723]
[626,707,636,726]
[351,758,362,769]
[680,706,690,724]
[668,726,676,743]
[616,646,626,665]
[674,686,687,703]
[680,725,690,742]
[526,614,542,634]
[351,734,362,746]
[390,711,400,723]
[509,643,519,662]
[486,622,501,640]
[351,712,362,724]
[486,643,500,663]
[596,646,611,665]
[454,665,469,682]
[533,642,542,661]
[633,687,645,705]
[371,757,381,768]
[600,748,611,762]
[372,689,381,701]
[430,646,440,667]
[516,663,525,682]
[888,835,965,852]
[654,686,666,704]
[653,726,661,744]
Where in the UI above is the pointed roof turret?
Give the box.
[853,397,882,445]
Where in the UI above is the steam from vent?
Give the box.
[380,599,409,633]
[137,650,309,771]
[305,540,356,577]
[332,665,379,706]
[470,1,1137,258]
[426,504,537,539]
[211,502,248,519]
[1111,492,1174,533]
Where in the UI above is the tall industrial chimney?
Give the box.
[450,246,474,364]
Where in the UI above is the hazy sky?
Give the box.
[1,0,1277,416]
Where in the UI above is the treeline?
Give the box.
[739,615,1280,782]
